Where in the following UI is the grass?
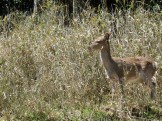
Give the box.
[0,4,162,120]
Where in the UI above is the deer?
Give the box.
[88,32,157,99]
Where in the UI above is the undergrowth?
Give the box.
[0,4,162,121]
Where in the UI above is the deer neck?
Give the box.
[100,47,114,75]
[100,42,113,68]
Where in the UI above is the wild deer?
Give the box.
[88,32,157,99]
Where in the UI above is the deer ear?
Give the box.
[104,32,111,40]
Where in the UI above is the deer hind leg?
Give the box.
[139,70,156,99]
[144,74,156,100]
[150,76,156,99]
[139,70,149,85]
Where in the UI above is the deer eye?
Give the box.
[96,41,101,43]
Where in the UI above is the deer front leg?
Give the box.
[119,77,125,97]
[111,80,116,100]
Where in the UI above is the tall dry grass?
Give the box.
[0,4,161,120]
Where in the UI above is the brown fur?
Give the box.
[88,32,157,99]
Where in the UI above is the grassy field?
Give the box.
[0,4,162,121]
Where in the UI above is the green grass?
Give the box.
[0,4,162,121]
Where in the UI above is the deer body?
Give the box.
[112,57,156,83]
[88,33,157,99]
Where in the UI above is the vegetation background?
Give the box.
[0,0,162,120]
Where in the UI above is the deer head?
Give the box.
[88,32,111,52]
